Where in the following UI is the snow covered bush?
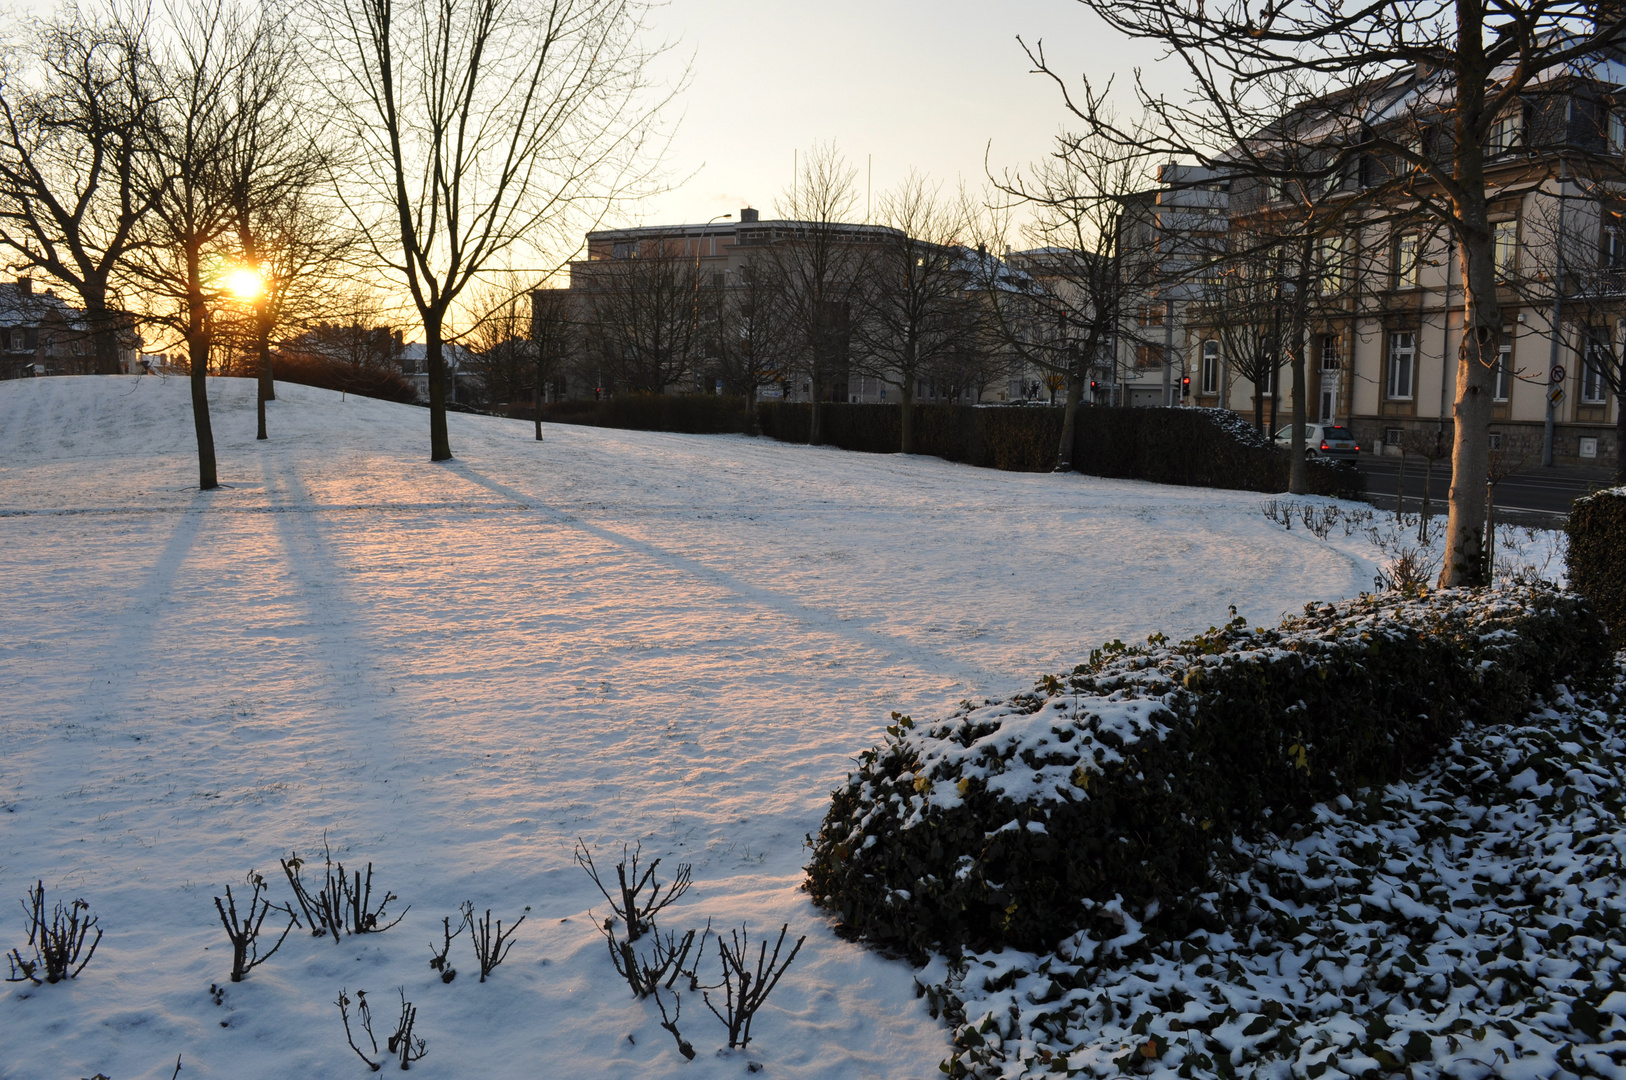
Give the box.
[926,672,1626,1079]
[805,586,1609,958]
[1569,488,1626,646]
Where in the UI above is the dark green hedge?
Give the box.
[1074,405,1362,497]
[537,394,753,435]
[804,586,1610,958]
[757,401,1362,494]
[1567,488,1626,647]
[756,402,1061,472]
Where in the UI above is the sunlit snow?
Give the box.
[0,375,1379,1078]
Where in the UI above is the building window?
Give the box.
[1492,219,1518,279]
[1387,331,1416,400]
[1319,334,1340,370]
[1395,233,1420,289]
[1257,365,1277,397]
[1385,427,1403,446]
[1135,343,1166,369]
[6,329,24,353]
[1136,304,1166,327]
[1584,334,1609,403]
[1489,432,1503,450]
[1604,212,1626,268]
[1489,108,1523,155]
[1319,235,1346,294]
[1611,112,1626,155]
[1494,329,1513,402]
[1200,340,1220,394]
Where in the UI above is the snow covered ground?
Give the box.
[0,375,1392,1079]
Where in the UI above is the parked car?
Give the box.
[1272,423,1361,461]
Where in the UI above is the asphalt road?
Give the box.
[1354,457,1609,521]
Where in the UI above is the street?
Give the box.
[1354,457,1610,522]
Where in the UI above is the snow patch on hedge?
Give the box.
[927,671,1626,1079]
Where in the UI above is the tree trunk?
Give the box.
[809,378,823,445]
[533,362,543,442]
[424,314,453,461]
[86,292,121,376]
[899,376,915,454]
[1615,391,1626,484]
[1288,315,1308,495]
[186,247,218,490]
[1420,457,1433,542]
[1396,450,1407,515]
[1439,211,1498,587]
[255,301,274,441]
[1056,367,1083,471]
[1253,365,1265,433]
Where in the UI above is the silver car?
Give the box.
[1273,423,1361,461]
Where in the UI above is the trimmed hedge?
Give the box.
[757,402,1063,472]
[803,585,1610,958]
[273,354,420,404]
[757,401,1362,494]
[1568,487,1626,647]
[537,394,754,435]
[1074,405,1362,497]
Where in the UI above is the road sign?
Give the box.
[1551,365,1566,384]
[1550,386,1565,405]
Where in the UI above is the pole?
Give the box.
[1543,163,1566,468]
[1162,298,1174,406]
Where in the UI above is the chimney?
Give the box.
[739,207,759,223]
[16,277,31,295]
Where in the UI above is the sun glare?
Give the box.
[226,267,264,300]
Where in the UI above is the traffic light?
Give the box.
[1181,375,1191,397]
[1089,379,1098,395]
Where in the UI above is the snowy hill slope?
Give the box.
[0,376,1377,1079]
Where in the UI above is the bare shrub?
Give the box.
[336,987,382,1071]
[654,986,696,1060]
[6,881,102,985]
[214,873,299,982]
[575,839,692,942]
[468,902,526,983]
[1367,514,1441,596]
[337,988,426,1071]
[603,920,706,998]
[702,924,806,1049]
[282,840,407,943]
[427,910,469,983]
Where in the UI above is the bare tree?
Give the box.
[1196,242,1286,435]
[529,284,573,439]
[1032,0,1626,584]
[852,175,982,452]
[218,7,350,440]
[579,238,701,394]
[1511,175,1626,483]
[705,253,791,430]
[462,274,539,410]
[0,4,162,376]
[982,121,1162,469]
[316,0,668,462]
[773,142,870,444]
[139,0,263,491]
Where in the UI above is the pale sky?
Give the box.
[619,0,1179,233]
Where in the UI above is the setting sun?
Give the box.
[225,266,263,300]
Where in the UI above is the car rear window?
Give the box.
[1323,427,1354,439]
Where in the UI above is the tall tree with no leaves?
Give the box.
[1034,0,1626,584]
[0,4,163,376]
[853,174,982,454]
[773,142,868,445]
[318,0,667,462]
[141,0,261,491]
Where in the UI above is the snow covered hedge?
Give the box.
[928,673,1626,1079]
[805,586,1609,958]
[1569,488,1626,647]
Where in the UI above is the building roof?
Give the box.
[0,280,83,329]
